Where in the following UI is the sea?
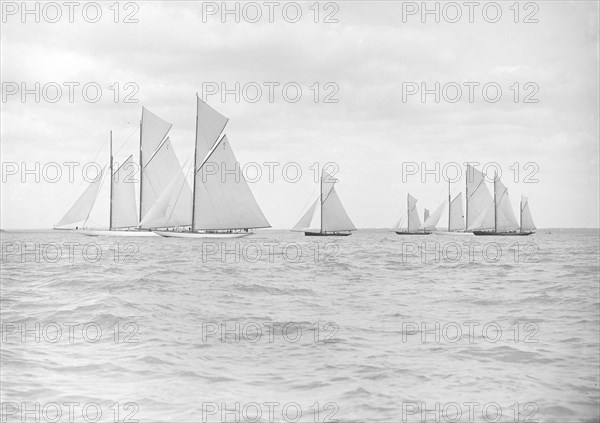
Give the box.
[1,228,599,423]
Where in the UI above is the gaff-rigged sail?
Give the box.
[111,155,138,229]
[466,165,494,231]
[55,167,105,229]
[192,135,270,230]
[449,193,465,231]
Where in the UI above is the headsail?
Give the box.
[407,194,421,232]
[192,135,270,230]
[55,167,105,229]
[520,196,536,231]
[292,198,319,232]
[421,200,446,231]
[139,168,193,229]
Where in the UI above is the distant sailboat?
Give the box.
[393,194,431,235]
[292,170,356,236]
[155,96,270,239]
[472,171,534,236]
[519,196,536,235]
[424,208,430,222]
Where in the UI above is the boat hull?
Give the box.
[154,231,253,239]
[395,231,432,235]
[434,231,473,236]
[78,229,158,237]
[305,231,352,237]
[473,231,534,236]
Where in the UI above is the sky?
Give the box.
[1,1,599,229]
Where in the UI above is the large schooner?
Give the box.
[292,169,356,236]
[55,108,189,236]
[154,96,270,239]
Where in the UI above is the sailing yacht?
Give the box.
[393,194,431,235]
[155,96,270,239]
[472,171,535,236]
[55,108,188,236]
[292,169,356,236]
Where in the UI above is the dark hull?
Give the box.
[305,232,352,237]
[473,231,534,236]
[395,231,432,235]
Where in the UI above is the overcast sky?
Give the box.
[1,1,598,229]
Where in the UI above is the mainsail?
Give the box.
[140,108,174,220]
[292,170,356,232]
[192,135,270,230]
[520,196,536,232]
[466,165,494,231]
[494,177,519,232]
[55,167,105,229]
[395,194,422,232]
[111,155,138,229]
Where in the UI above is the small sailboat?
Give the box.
[292,169,356,236]
[393,194,431,235]
[519,195,536,235]
[472,171,535,236]
[155,96,270,239]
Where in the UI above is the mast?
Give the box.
[191,95,199,232]
[465,166,469,231]
[109,130,113,230]
[407,194,410,233]
[447,179,451,232]
[320,171,323,234]
[138,113,143,223]
[493,170,497,233]
[520,197,523,233]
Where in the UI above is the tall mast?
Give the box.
[493,170,497,233]
[465,165,469,231]
[320,170,323,234]
[191,95,199,232]
[109,130,113,230]
[447,179,451,232]
[138,111,143,223]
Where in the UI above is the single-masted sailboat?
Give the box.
[155,95,270,239]
[292,169,356,236]
[393,194,431,235]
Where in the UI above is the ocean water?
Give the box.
[1,229,599,423]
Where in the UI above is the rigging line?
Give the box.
[293,184,319,225]
[113,126,139,156]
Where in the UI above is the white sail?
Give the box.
[495,178,519,232]
[141,137,184,219]
[55,167,105,229]
[407,194,421,232]
[292,198,319,232]
[449,193,465,231]
[520,196,536,231]
[139,168,193,229]
[112,155,138,229]
[322,187,356,231]
[193,135,270,230]
[421,200,446,230]
[466,165,494,230]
